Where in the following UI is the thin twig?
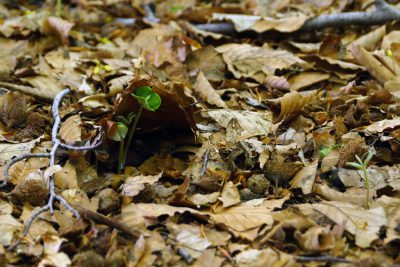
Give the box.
[295,255,352,263]
[195,0,400,34]
[1,153,51,187]
[200,148,211,177]
[1,88,102,248]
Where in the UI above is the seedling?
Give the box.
[319,144,342,158]
[109,86,161,173]
[346,150,374,209]
[57,0,62,17]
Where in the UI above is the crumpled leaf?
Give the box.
[44,16,74,45]
[59,114,82,144]
[213,13,308,33]
[203,109,276,138]
[298,201,387,248]
[364,118,400,133]
[0,135,43,165]
[290,159,318,194]
[218,181,241,208]
[38,252,71,267]
[193,72,227,108]
[216,44,308,82]
[235,248,299,267]
[0,214,23,246]
[271,91,317,121]
[352,45,396,84]
[207,199,277,232]
[121,173,162,197]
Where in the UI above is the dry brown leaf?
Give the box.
[38,252,71,267]
[272,91,317,120]
[218,181,241,208]
[44,16,74,45]
[107,75,133,96]
[352,45,396,84]
[289,72,330,91]
[0,135,43,165]
[0,214,23,246]
[208,200,275,232]
[54,160,78,189]
[192,250,224,267]
[193,72,227,108]
[290,159,318,194]
[364,118,400,133]
[212,13,307,33]
[321,149,340,173]
[235,248,299,267]
[59,115,82,144]
[216,44,308,82]
[203,109,276,138]
[350,25,386,51]
[381,30,400,50]
[315,184,370,206]
[264,75,290,90]
[121,173,162,197]
[189,192,220,206]
[298,201,387,248]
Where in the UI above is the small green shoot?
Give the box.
[346,150,374,209]
[57,0,62,17]
[110,86,161,173]
[319,144,342,158]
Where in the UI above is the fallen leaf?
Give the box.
[44,16,74,45]
[59,114,82,144]
[290,159,318,194]
[121,173,162,197]
[203,109,276,138]
[0,135,43,165]
[0,214,23,246]
[193,72,227,108]
[298,201,387,248]
[218,181,241,208]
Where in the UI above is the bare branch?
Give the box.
[195,0,400,34]
[1,88,102,249]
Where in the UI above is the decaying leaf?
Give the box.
[216,44,308,82]
[0,135,43,165]
[203,109,276,138]
[59,115,82,144]
[290,159,318,194]
[298,201,387,248]
[193,72,228,108]
[121,172,162,197]
[0,214,23,246]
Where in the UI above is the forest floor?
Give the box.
[0,0,400,266]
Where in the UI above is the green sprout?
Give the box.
[110,86,161,173]
[57,0,62,17]
[346,150,374,209]
[319,144,342,158]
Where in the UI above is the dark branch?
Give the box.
[195,0,400,34]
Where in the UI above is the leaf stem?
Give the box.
[118,138,125,174]
[362,168,370,209]
[121,105,143,169]
[57,0,62,17]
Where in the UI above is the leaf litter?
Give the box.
[0,0,399,266]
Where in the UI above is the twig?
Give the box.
[195,0,400,33]
[295,255,352,263]
[1,88,102,248]
[200,148,210,176]
[75,205,140,238]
